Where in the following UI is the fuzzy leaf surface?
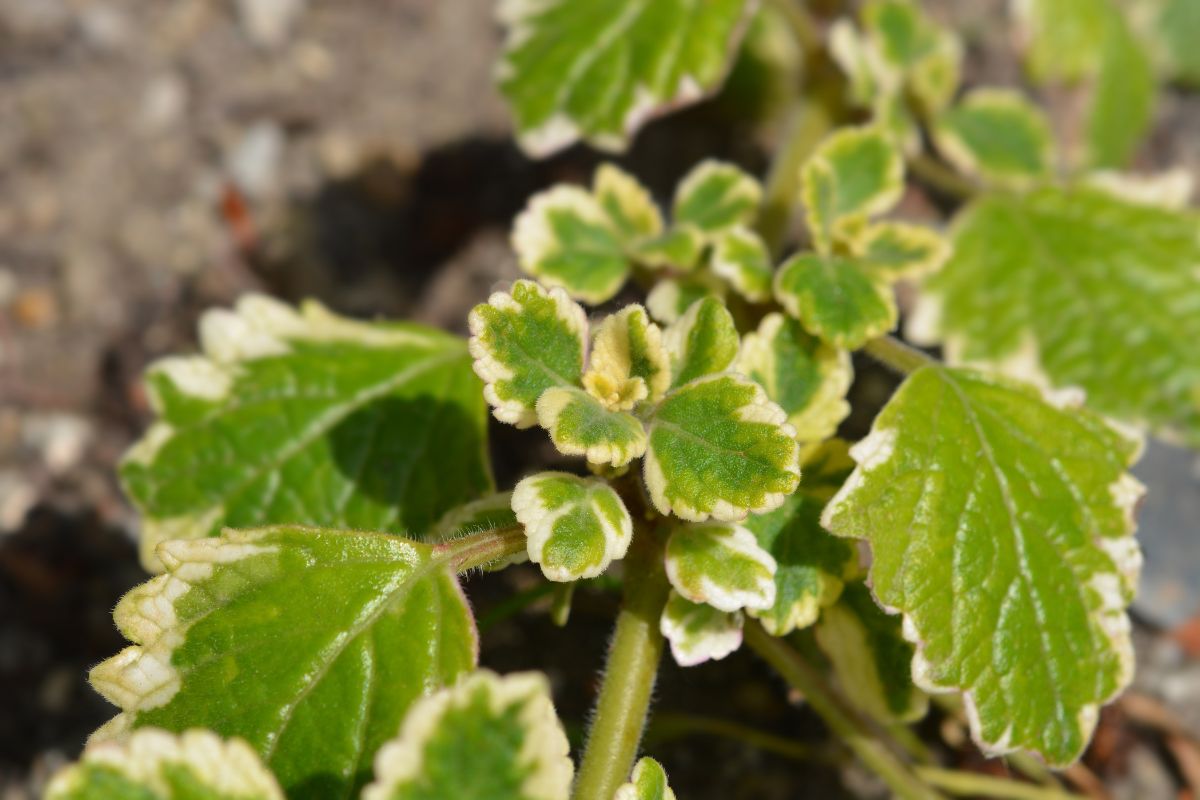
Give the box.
[665,522,777,612]
[822,366,1143,765]
[122,296,491,571]
[923,186,1200,442]
[498,0,755,155]
[537,387,647,467]
[512,472,632,581]
[663,297,740,389]
[660,590,744,667]
[89,526,478,798]
[362,671,572,800]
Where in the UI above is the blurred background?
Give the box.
[1,1,1199,798]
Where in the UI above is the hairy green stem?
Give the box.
[440,525,525,573]
[743,621,944,800]
[915,767,1081,800]
[862,335,936,375]
[573,529,670,800]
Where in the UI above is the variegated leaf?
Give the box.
[632,225,706,272]
[660,590,744,667]
[594,164,664,241]
[585,305,671,406]
[854,221,949,279]
[646,274,726,325]
[665,521,776,612]
[672,160,763,238]
[774,253,897,349]
[663,297,740,389]
[801,127,904,252]
[537,387,647,468]
[934,89,1054,187]
[512,472,633,581]
[614,757,677,800]
[711,226,774,302]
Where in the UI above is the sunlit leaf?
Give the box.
[663,297,740,389]
[512,472,632,581]
[122,295,492,571]
[823,365,1144,765]
[665,521,777,612]
[586,305,671,405]
[89,526,477,798]
[594,164,665,241]
[774,253,897,349]
[660,590,744,667]
[934,89,1054,187]
[537,387,648,467]
[362,671,573,800]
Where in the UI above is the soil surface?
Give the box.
[2,1,1200,798]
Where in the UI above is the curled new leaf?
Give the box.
[615,757,678,800]
[661,590,744,667]
[512,472,633,581]
[363,671,573,800]
[665,521,777,613]
[587,305,671,405]
[47,729,283,800]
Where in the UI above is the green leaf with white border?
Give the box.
[594,164,664,242]
[711,226,773,302]
[497,0,756,156]
[614,757,677,800]
[774,253,897,349]
[362,670,572,800]
[47,729,284,800]
[737,313,852,443]
[121,295,492,572]
[672,160,762,238]
[646,274,726,325]
[802,127,903,252]
[862,0,960,112]
[660,590,744,667]
[934,89,1054,187]
[469,280,587,428]
[633,225,706,272]
[89,526,478,798]
[537,387,647,468]
[815,582,927,723]
[512,472,632,582]
[663,297,740,389]
[585,305,670,406]
[854,222,949,279]
[822,365,1144,765]
[744,440,859,636]
[918,185,1200,443]
[665,521,777,612]
[645,373,800,522]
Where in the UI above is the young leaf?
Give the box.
[672,161,762,238]
[614,757,678,800]
[633,225,706,272]
[586,305,671,406]
[469,280,587,427]
[744,441,859,636]
[919,186,1200,443]
[511,186,633,305]
[801,127,904,251]
[863,0,960,111]
[665,521,777,613]
[823,366,1144,765]
[497,0,755,155]
[646,274,726,325]
[854,222,949,279]
[815,582,927,723]
[711,226,773,302]
[122,295,492,571]
[774,253,897,349]
[933,89,1054,187]
[537,387,648,467]
[660,590,744,667]
[737,313,853,443]
[594,164,665,242]
[512,472,632,582]
[89,526,478,798]
[645,374,801,521]
[47,729,284,800]
[362,670,573,800]
[663,297,740,389]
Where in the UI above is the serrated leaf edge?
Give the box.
[665,522,778,613]
[512,472,633,581]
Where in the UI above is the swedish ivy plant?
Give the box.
[56,0,1200,798]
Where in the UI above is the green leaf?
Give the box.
[711,226,773,302]
[469,280,587,427]
[854,222,949,279]
[362,670,573,800]
[585,305,671,406]
[633,225,706,272]
[89,526,478,798]
[663,297,740,389]
[801,127,904,251]
[1158,0,1200,85]
[614,757,677,800]
[512,472,632,581]
[744,440,859,636]
[737,313,852,443]
[823,365,1144,765]
[121,295,492,572]
[537,387,647,467]
[815,582,927,723]
[646,274,726,325]
[645,374,801,521]
[660,590,744,667]
[672,161,763,237]
[934,89,1054,187]
[594,164,664,241]
[498,0,755,155]
[511,187,633,305]
[919,186,1200,442]
[47,729,284,800]
[665,521,777,612]
[774,253,897,349]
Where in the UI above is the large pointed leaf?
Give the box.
[822,366,1144,765]
[918,186,1200,443]
[89,526,478,799]
[122,296,492,571]
[498,0,756,155]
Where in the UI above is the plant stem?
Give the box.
[573,529,670,800]
[862,335,936,375]
[908,153,979,201]
[439,525,525,573]
[756,98,835,255]
[915,767,1082,800]
[646,711,845,766]
[743,621,944,800]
